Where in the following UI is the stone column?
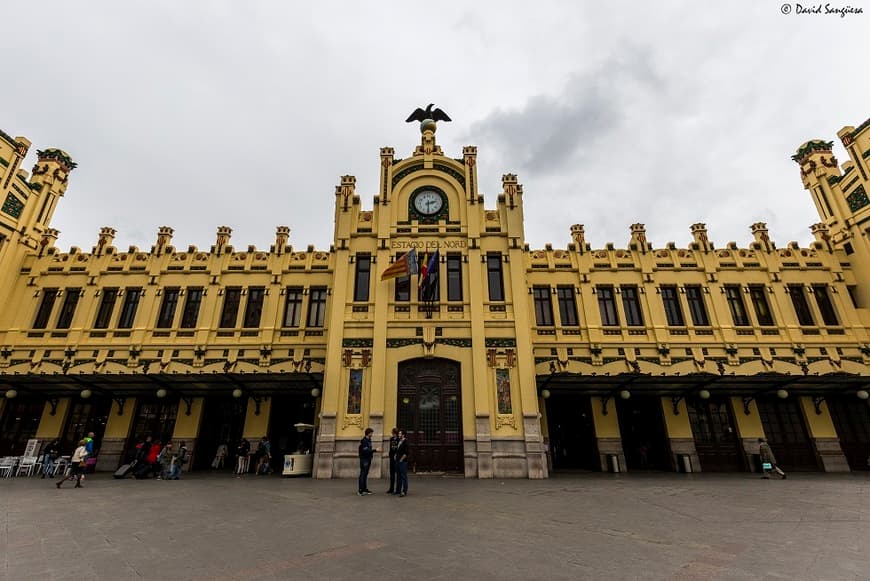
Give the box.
[661,397,700,472]
[171,398,205,471]
[798,396,849,472]
[730,396,764,472]
[98,398,136,471]
[591,396,626,472]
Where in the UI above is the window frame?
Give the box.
[155,287,181,329]
[179,288,203,329]
[532,286,555,327]
[307,287,328,327]
[486,253,505,302]
[788,285,815,326]
[684,285,709,326]
[620,285,644,327]
[812,284,839,326]
[556,286,579,327]
[93,288,119,329]
[446,253,463,302]
[283,286,304,327]
[724,285,750,327]
[33,288,59,329]
[597,286,620,326]
[219,287,242,328]
[116,288,142,329]
[55,288,81,330]
[748,285,775,326]
[353,254,371,303]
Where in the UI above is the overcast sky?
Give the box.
[3,2,867,253]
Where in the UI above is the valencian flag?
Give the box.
[380,248,419,281]
[418,250,440,299]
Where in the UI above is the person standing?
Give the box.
[56,439,88,489]
[758,438,787,479]
[170,442,188,480]
[41,439,60,478]
[357,427,378,496]
[395,429,410,497]
[147,440,163,478]
[235,438,250,476]
[386,428,399,494]
[158,442,174,480]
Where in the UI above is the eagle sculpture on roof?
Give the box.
[405,104,452,123]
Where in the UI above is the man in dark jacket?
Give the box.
[395,429,410,497]
[358,427,378,495]
[386,428,399,494]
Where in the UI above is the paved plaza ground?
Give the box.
[1,471,868,580]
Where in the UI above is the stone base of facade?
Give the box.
[740,438,761,472]
[813,437,850,472]
[96,438,126,472]
[668,438,701,473]
[596,438,626,472]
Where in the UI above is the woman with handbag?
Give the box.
[758,438,787,479]
[56,439,88,489]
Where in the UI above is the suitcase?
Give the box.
[114,460,137,479]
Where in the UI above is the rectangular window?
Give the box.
[446,254,463,302]
[307,287,327,327]
[620,285,644,326]
[283,287,304,327]
[660,286,684,326]
[597,286,619,326]
[533,286,554,326]
[93,288,119,329]
[788,285,815,326]
[155,288,180,328]
[243,287,265,328]
[219,287,242,328]
[353,254,371,302]
[179,288,203,328]
[812,285,839,326]
[33,288,59,329]
[117,288,142,329]
[685,285,709,326]
[556,286,579,327]
[748,285,774,326]
[55,289,81,329]
[847,285,859,308]
[724,285,750,326]
[486,253,505,302]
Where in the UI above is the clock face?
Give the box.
[413,190,443,215]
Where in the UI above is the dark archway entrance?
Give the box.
[687,397,744,472]
[124,399,179,464]
[61,398,111,457]
[397,358,463,473]
[617,396,670,471]
[545,394,599,471]
[195,397,247,470]
[267,394,317,473]
[756,397,819,471]
[827,396,870,471]
[0,398,43,456]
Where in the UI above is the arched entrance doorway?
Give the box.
[397,358,463,473]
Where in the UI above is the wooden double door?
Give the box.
[687,397,744,472]
[396,358,463,473]
[827,396,870,471]
[756,397,819,471]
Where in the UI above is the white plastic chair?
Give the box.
[0,457,16,478]
[53,457,70,477]
[16,456,41,477]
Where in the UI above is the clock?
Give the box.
[413,190,444,216]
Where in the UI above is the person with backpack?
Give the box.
[256,436,272,475]
[357,427,379,496]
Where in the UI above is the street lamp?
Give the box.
[541,389,551,400]
[619,390,631,400]
[156,388,168,399]
[857,390,869,400]
[698,389,711,400]
[4,388,16,399]
[80,389,92,399]
[232,388,244,399]
[310,387,321,398]
[776,389,789,399]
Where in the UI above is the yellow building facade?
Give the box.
[1,117,868,478]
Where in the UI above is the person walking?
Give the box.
[256,436,272,476]
[758,437,787,479]
[56,439,88,489]
[395,429,410,497]
[386,428,399,494]
[41,439,60,478]
[147,440,163,478]
[357,427,378,496]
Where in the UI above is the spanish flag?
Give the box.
[380,249,419,281]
